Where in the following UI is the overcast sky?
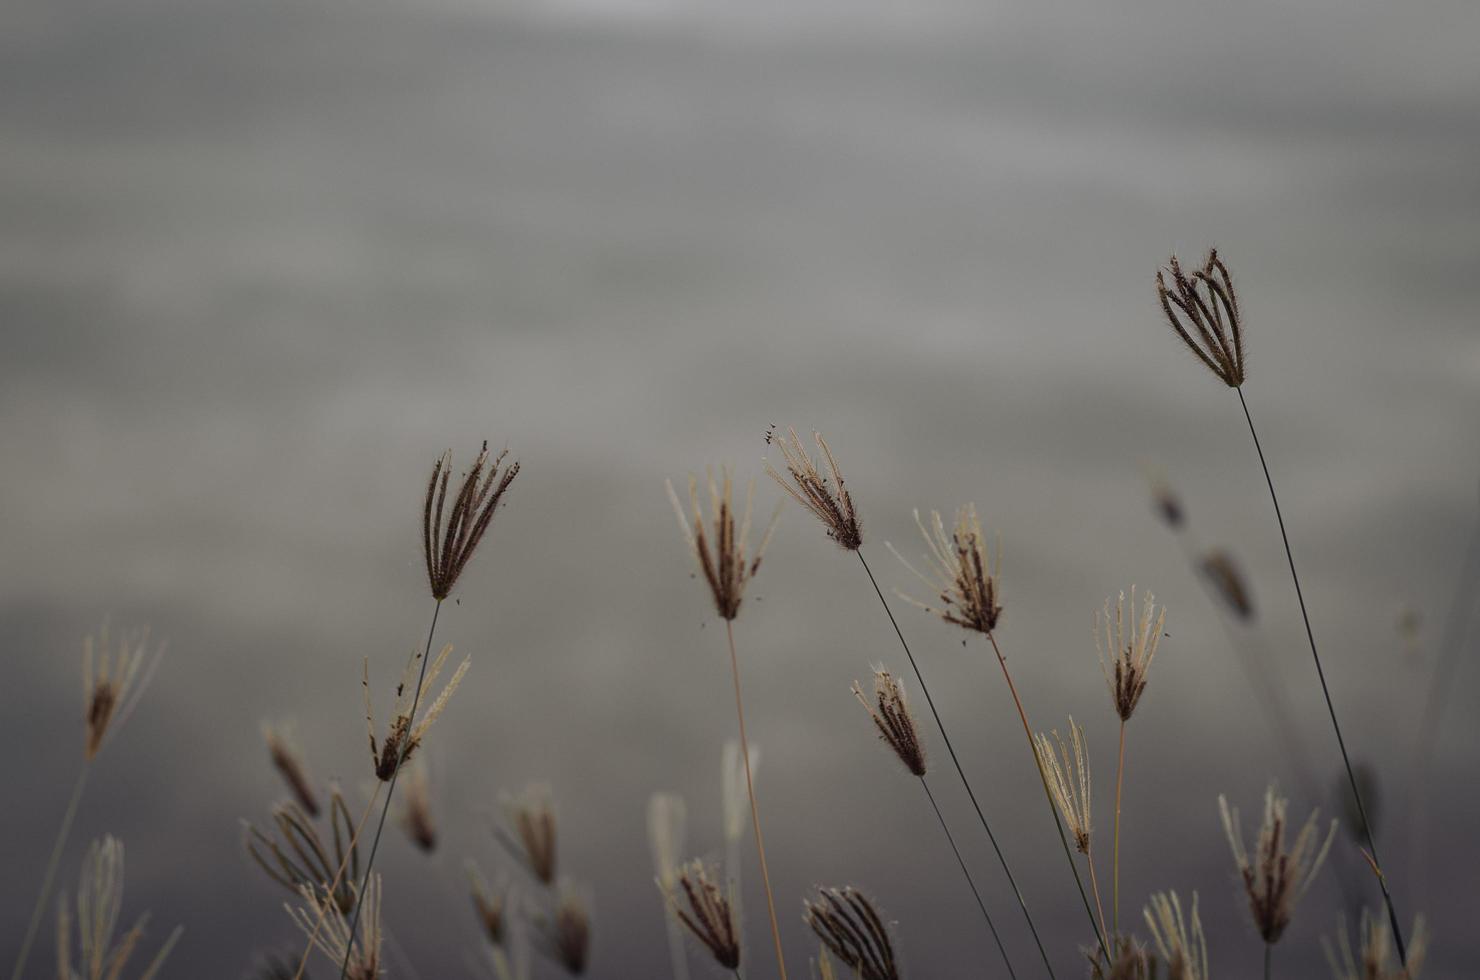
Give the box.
[2,0,1478,976]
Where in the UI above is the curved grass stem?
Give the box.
[1236,387,1405,964]
[1112,720,1126,936]
[919,776,1017,979]
[10,763,90,980]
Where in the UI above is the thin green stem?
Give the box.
[1112,720,1125,936]
[920,776,1017,979]
[725,620,788,980]
[985,631,1109,963]
[1236,387,1405,963]
[10,763,90,980]
[857,550,1059,978]
[339,599,443,979]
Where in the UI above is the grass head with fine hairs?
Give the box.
[665,467,780,621]
[55,836,182,980]
[852,667,926,777]
[1219,784,1336,945]
[362,643,469,782]
[288,874,383,980]
[1144,891,1208,980]
[1323,909,1428,980]
[763,426,861,551]
[663,859,741,972]
[1156,249,1244,388]
[246,787,361,915]
[83,625,165,761]
[804,887,900,980]
[889,505,1001,635]
[1097,587,1165,723]
[424,440,519,601]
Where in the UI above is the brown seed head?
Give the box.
[498,783,559,886]
[467,864,508,947]
[890,505,1002,635]
[666,467,780,621]
[1157,249,1245,387]
[763,426,862,551]
[263,721,320,817]
[804,886,900,980]
[535,885,592,976]
[1144,891,1208,980]
[1220,784,1337,945]
[424,440,519,601]
[82,625,163,761]
[664,859,741,970]
[1323,909,1428,980]
[364,643,469,782]
[852,667,927,777]
[288,873,383,980]
[245,786,361,915]
[1200,549,1255,621]
[1035,718,1093,854]
[1090,936,1154,980]
[1097,587,1167,722]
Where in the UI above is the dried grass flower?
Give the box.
[263,721,320,817]
[1199,550,1254,621]
[664,860,741,971]
[424,440,520,601]
[287,874,383,980]
[803,886,900,980]
[496,783,558,886]
[245,787,360,915]
[763,427,861,551]
[889,505,1002,635]
[1144,891,1208,980]
[852,667,926,777]
[467,862,510,947]
[363,643,469,781]
[400,763,437,853]
[534,884,591,976]
[1323,909,1428,980]
[666,468,780,621]
[1156,249,1245,388]
[1036,718,1093,854]
[1097,588,1167,723]
[55,836,182,980]
[1219,784,1337,944]
[1090,936,1153,980]
[82,625,164,761]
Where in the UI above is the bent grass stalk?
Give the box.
[857,550,1057,979]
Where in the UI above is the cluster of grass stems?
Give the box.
[10,251,1461,980]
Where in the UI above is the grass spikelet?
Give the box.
[245,787,361,915]
[666,467,780,621]
[763,426,861,551]
[263,721,321,817]
[55,836,182,980]
[851,667,926,777]
[803,887,900,980]
[889,505,1001,634]
[424,440,519,601]
[663,860,741,971]
[363,643,469,782]
[1144,891,1208,980]
[1156,249,1244,388]
[288,874,383,980]
[1219,784,1336,946]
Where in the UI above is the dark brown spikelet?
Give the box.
[852,667,927,777]
[263,722,320,817]
[1157,249,1245,388]
[496,783,559,885]
[424,440,519,600]
[891,505,1002,635]
[1096,588,1167,723]
[535,886,592,976]
[666,468,780,621]
[244,787,360,915]
[364,643,469,782]
[1199,549,1255,620]
[1090,936,1157,980]
[665,860,741,970]
[804,886,901,980]
[764,426,862,551]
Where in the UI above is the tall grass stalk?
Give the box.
[1236,388,1405,962]
[725,621,788,980]
[8,764,89,980]
[337,600,443,979]
[858,551,1059,978]
[919,776,1017,979]
[1112,720,1125,935]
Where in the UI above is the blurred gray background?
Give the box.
[2,0,1478,976]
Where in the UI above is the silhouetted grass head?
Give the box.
[1144,891,1208,980]
[1035,717,1093,854]
[363,643,469,782]
[1097,587,1166,723]
[1219,784,1337,944]
[424,441,519,601]
[804,886,900,980]
[666,467,780,621]
[852,666,927,777]
[664,859,741,971]
[245,787,360,915]
[1157,249,1245,387]
[764,426,862,551]
[890,505,1002,635]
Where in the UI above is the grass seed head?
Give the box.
[1097,587,1167,722]
[424,440,519,601]
[852,666,927,777]
[664,859,741,970]
[890,504,1002,635]
[666,467,779,621]
[1219,784,1337,945]
[1157,249,1245,388]
[764,426,862,551]
[803,886,900,980]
